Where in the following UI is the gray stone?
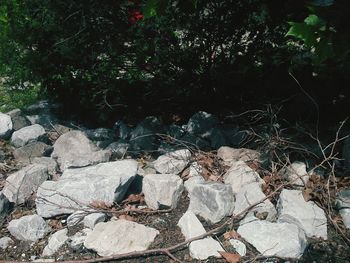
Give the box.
[238,220,307,258]
[25,100,60,115]
[51,130,111,171]
[336,189,350,228]
[281,162,309,186]
[143,174,184,210]
[188,182,235,223]
[42,229,69,256]
[166,124,186,139]
[13,142,52,164]
[113,120,131,140]
[7,214,50,242]
[67,228,92,250]
[186,111,219,136]
[11,124,46,148]
[233,182,277,221]
[26,114,58,128]
[0,112,13,139]
[229,239,246,257]
[84,219,159,256]
[206,128,228,149]
[106,140,130,159]
[153,149,191,174]
[85,128,115,141]
[339,209,350,228]
[224,160,264,194]
[177,211,222,260]
[7,109,31,131]
[36,160,138,218]
[67,211,87,227]
[184,176,205,194]
[217,146,260,164]
[84,213,106,229]
[0,236,13,249]
[2,164,49,204]
[277,189,327,239]
[0,193,13,221]
[32,157,58,176]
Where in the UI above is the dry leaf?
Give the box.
[90,200,113,209]
[218,251,241,263]
[122,194,144,204]
[119,214,136,221]
[302,188,314,202]
[223,230,241,240]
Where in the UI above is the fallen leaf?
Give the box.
[223,230,241,240]
[302,188,314,202]
[218,251,241,263]
[119,214,136,221]
[122,194,144,204]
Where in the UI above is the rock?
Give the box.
[85,128,115,141]
[51,130,111,171]
[206,128,228,149]
[129,116,163,151]
[2,164,49,204]
[229,239,246,257]
[188,182,235,223]
[67,228,92,250]
[13,142,52,164]
[106,140,130,159]
[0,149,5,162]
[217,146,260,164]
[84,219,159,256]
[32,157,58,176]
[224,161,264,194]
[84,213,106,229]
[238,220,307,258]
[0,193,13,221]
[180,133,210,149]
[342,137,350,172]
[186,111,219,137]
[113,120,131,140]
[233,182,277,221]
[42,229,69,256]
[11,124,46,148]
[184,176,205,194]
[0,236,13,249]
[281,162,309,186]
[277,189,327,239]
[220,124,247,146]
[339,209,350,228]
[0,112,13,139]
[336,189,350,228]
[6,109,31,131]
[25,100,60,115]
[67,211,87,227]
[166,124,186,139]
[153,149,191,174]
[177,211,222,260]
[7,214,50,242]
[143,174,184,210]
[36,160,138,217]
[26,114,58,128]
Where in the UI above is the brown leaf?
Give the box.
[119,214,136,221]
[122,194,144,204]
[223,230,241,240]
[90,200,113,209]
[218,251,241,263]
[302,188,314,202]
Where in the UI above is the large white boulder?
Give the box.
[277,189,327,239]
[35,160,138,218]
[0,112,13,139]
[42,229,69,256]
[2,164,49,204]
[188,181,235,223]
[143,174,184,210]
[177,211,222,260]
[7,214,50,242]
[153,149,191,174]
[238,220,307,258]
[84,219,159,256]
[51,130,111,171]
[11,124,46,147]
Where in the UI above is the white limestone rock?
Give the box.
[67,228,92,250]
[229,239,246,257]
[177,211,222,260]
[217,146,260,164]
[224,161,264,194]
[0,236,13,249]
[184,176,205,194]
[42,229,69,256]
[281,162,309,186]
[7,214,50,242]
[84,213,106,229]
[2,164,49,204]
[143,173,184,209]
[233,182,277,221]
[36,160,138,218]
[51,130,111,171]
[277,189,327,239]
[84,219,159,256]
[238,220,307,258]
[11,124,46,148]
[0,112,13,139]
[188,181,235,223]
[33,157,58,176]
[153,149,191,174]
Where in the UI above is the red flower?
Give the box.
[129,9,144,24]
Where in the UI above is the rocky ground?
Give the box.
[1,101,350,262]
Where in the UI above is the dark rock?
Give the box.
[0,193,13,223]
[6,109,31,131]
[85,128,115,141]
[13,142,53,164]
[113,121,132,140]
[106,140,130,159]
[186,111,219,136]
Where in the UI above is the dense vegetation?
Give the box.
[0,0,349,124]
